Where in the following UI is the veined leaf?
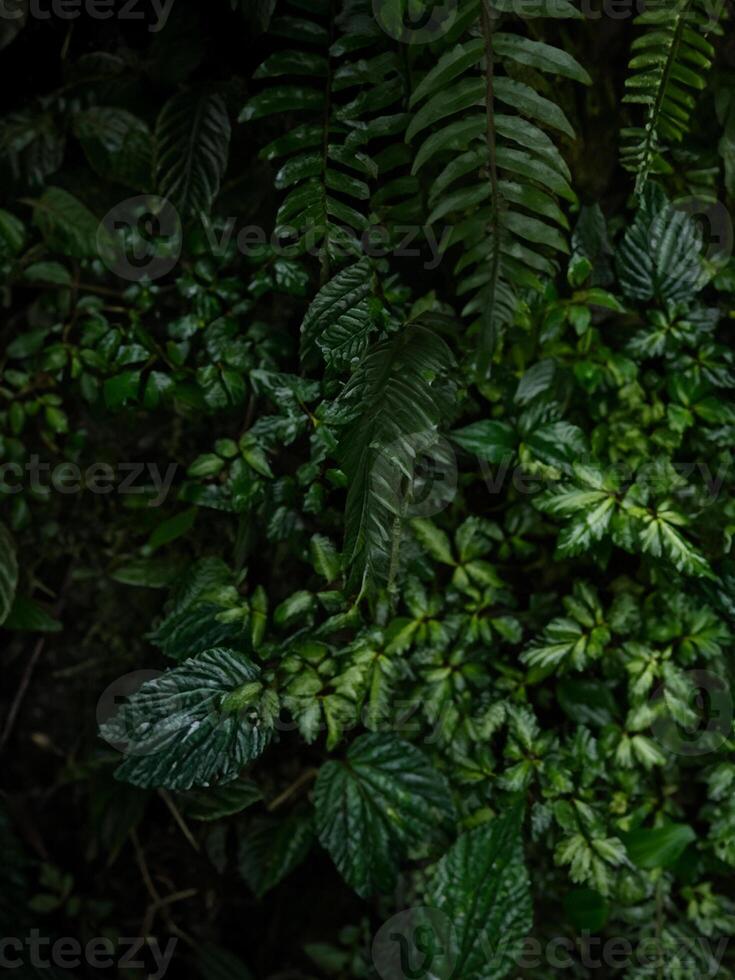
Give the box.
[314,733,456,897]
[300,258,379,368]
[100,647,272,790]
[423,806,532,980]
[333,323,456,592]
[155,90,231,218]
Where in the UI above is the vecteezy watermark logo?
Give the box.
[97,669,164,756]
[0,932,177,978]
[372,907,456,980]
[650,669,733,757]
[673,196,734,275]
[97,195,182,282]
[376,432,457,520]
[373,0,457,43]
[0,0,176,31]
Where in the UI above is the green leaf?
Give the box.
[22,261,71,285]
[494,34,592,84]
[524,421,587,468]
[623,823,696,869]
[32,187,99,258]
[4,596,61,633]
[300,258,378,369]
[183,777,262,821]
[334,323,456,591]
[110,558,183,589]
[314,733,456,897]
[616,182,704,304]
[310,534,341,583]
[155,90,231,218]
[423,806,532,980]
[563,888,608,931]
[452,420,517,462]
[148,508,198,551]
[73,107,152,189]
[0,523,19,627]
[100,647,271,790]
[238,809,314,897]
[557,678,618,725]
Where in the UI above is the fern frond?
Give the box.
[331,322,456,594]
[241,0,407,281]
[621,0,722,194]
[407,0,589,377]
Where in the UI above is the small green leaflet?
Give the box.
[100,648,272,790]
[314,733,456,897]
[309,534,342,583]
[182,777,262,821]
[0,522,18,626]
[423,806,532,980]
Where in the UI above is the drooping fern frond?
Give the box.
[328,322,456,594]
[621,0,723,194]
[407,0,590,377]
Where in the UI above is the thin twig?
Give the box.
[131,829,197,946]
[0,572,71,755]
[266,768,318,811]
[158,789,201,853]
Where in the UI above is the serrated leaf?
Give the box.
[100,647,271,790]
[314,733,456,897]
[423,806,532,980]
[300,258,378,368]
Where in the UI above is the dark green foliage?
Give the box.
[2,2,735,978]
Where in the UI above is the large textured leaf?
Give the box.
[334,323,456,591]
[300,258,379,368]
[314,733,456,897]
[154,90,231,218]
[423,807,532,980]
[0,522,18,626]
[100,647,271,790]
[616,183,704,305]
